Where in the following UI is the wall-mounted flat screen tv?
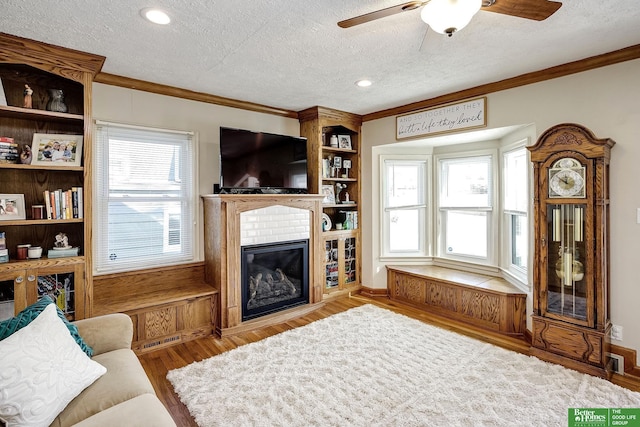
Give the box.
[219,127,308,194]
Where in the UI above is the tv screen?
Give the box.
[219,127,308,193]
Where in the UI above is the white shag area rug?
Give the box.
[167,304,640,427]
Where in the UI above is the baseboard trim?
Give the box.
[359,286,388,298]
[610,343,640,377]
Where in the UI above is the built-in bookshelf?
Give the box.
[299,106,362,297]
[0,33,104,319]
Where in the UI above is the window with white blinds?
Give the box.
[94,122,196,274]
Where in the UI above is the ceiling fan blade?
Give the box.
[338,1,426,28]
[418,26,430,52]
[481,0,562,21]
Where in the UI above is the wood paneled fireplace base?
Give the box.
[202,194,325,336]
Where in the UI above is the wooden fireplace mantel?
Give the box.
[202,194,325,336]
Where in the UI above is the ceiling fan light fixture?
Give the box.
[420,0,482,36]
[141,8,171,25]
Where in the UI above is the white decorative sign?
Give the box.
[396,97,487,140]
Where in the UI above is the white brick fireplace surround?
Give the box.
[240,206,310,247]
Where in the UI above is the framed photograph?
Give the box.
[338,135,352,150]
[0,194,26,220]
[31,133,83,166]
[321,185,336,205]
[333,156,342,169]
[0,78,7,107]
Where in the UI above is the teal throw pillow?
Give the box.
[0,295,94,357]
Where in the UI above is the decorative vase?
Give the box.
[46,89,68,113]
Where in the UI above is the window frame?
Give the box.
[500,141,530,282]
[435,150,498,265]
[93,121,198,275]
[379,154,431,259]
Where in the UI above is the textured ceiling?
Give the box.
[1,0,639,116]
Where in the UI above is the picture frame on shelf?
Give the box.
[321,185,336,205]
[0,194,26,220]
[0,78,7,107]
[31,133,83,167]
[338,135,352,150]
[342,159,352,178]
[333,155,342,170]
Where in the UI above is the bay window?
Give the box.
[380,141,529,283]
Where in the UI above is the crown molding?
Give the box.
[94,72,299,119]
[362,44,640,122]
[92,44,640,123]
[0,32,105,82]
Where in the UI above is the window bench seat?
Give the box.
[386,265,526,336]
[93,263,218,354]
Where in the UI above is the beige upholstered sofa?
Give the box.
[50,313,177,427]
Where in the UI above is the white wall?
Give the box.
[92,83,300,260]
[361,59,640,362]
[91,60,640,362]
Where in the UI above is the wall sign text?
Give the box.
[396,97,487,140]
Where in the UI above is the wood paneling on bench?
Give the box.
[387,265,526,335]
[93,262,217,354]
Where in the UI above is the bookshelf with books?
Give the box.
[43,187,83,220]
[0,33,104,318]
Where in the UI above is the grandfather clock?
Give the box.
[528,123,615,378]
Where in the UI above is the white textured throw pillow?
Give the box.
[0,304,107,427]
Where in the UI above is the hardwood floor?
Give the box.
[138,294,638,426]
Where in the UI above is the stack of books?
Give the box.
[0,137,18,164]
[42,187,83,220]
[47,247,79,258]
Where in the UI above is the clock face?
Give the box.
[548,158,586,198]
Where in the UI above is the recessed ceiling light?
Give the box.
[141,8,171,25]
[355,79,372,88]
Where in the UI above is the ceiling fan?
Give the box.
[338,0,562,37]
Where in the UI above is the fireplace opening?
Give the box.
[241,239,309,321]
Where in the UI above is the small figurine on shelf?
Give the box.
[335,183,346,204]
[48,233,79,258]
[54,232,70,249]
[46,88,68,113]
[23,84,33,108]
[20,144,32,165]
